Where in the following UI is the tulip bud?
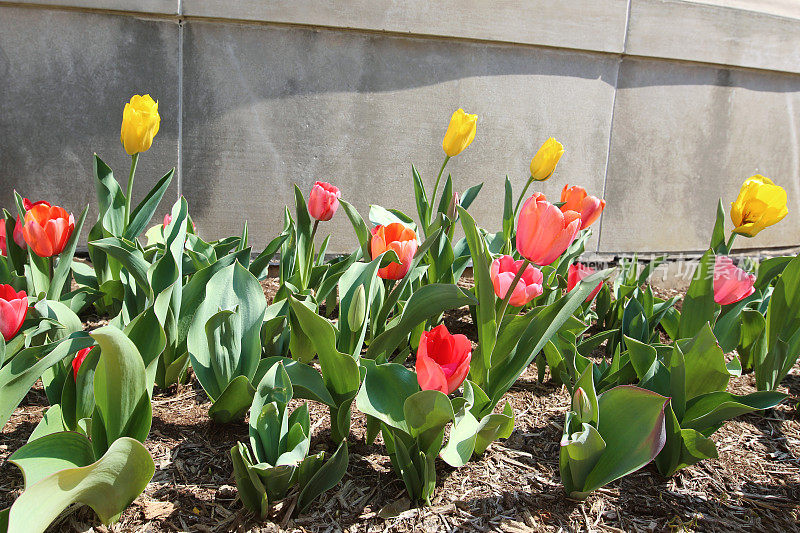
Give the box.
[442,109,478,157]
[573,387,592,423]
[516,193,581,266]
[446,192,460,222]
[730,175,788,237]
[120,94,161,155]
[308,181,341,222]
[0,284,28,342]
[72,347,92,381]
[347,285,367,331]
[714,256,756,305]
[530,138,564,181]
[567,263,603,302]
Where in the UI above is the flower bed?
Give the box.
[1,98,798,532]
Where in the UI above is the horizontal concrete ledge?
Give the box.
[6,0,800,74]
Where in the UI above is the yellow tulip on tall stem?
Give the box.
[433,109,477,222]
[120,94,161,226]
[514,137,564,215]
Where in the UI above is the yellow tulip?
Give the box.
[529,138,564,181]
[730,175,788,237]
[120,94,161,155]
[442,109,477,157]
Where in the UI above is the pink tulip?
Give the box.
[490,255,543,307]
[516,193,581,266]
[714,256,755,305]
[163,213,172,227]
[308,181,341,222]
[560,185,606,230]
[72,347,93,381]
[371,223,418,280]
[415,324,471,395]
[0,284,28,341]
[567,263,603,302]
[2,198,50,254]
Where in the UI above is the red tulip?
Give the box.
[0,224,6,257]
[12,216,25,250]
[72,347,92,381]
[714,256,755,305]
[1,218,27,256]
[516,193,581,266]
[308,181,341,222]
[22,204,75,258]
[371,223,418,280]
[560,185,606,230]
[23,198,51,211]
[567,263,603,302]
[415,324,471,394]
[0,284,28,341]
[490,255,543,307]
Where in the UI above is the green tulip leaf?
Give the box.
[297,440,349,512]
[209,375,257,424]
[5,436,154,533]
[678,249,717,340]
[356,360,419,433]
[682,390,786,435]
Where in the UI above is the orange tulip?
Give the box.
[371,223,418,280]
[22,204,75,257]
[560,185,605,230]
[516,193,581,266]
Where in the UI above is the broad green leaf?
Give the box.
[680,324,730,401]
[682,391,786,434]
[561,421,606,497]
[90,325,151,457]
[737,309,766,373]
[230,443,268,518]
[5,437,154,532]
[339,199,371,260]
[440,409,480,467]
[709,200,726,253]
[92,155,126,237]
[581,386,668,494]
[355,360,419,433]
[11,431,95,488]
[366,284,476,360]
[258,357,334,407]
[678,249,717,340]
[209,375,257,423]
[655,402,718,476]
[755,256,792,290]
[124,168,175,240]
[404,390,453,453]
[28,405,69,443]
[0,333,94,428]
[297,441,349,512]
[47,206,88,301]
[473,402,514,455]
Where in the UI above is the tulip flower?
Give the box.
[561,185,606,230]
[415,324,471,394]
[0,284,28,342]
[567,263,603,302]
[516,193,581,266]
[1,217,27,256]
[163,213,172,228]
[442,109,478,158]
[371,223,418,280]
[530,138,564,181]
[308,181,341,222]
[730,175,788,237]
[120,94,161,156]
[71,347,93,381]
[714,256,756,305]
[0,225,5,256]
[491,255,543,307]
[22,203,75,258]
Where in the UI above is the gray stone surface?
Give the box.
[182,0,629,54]
[10,0,179,14]
[627,0,800,74]
[180,21,618,254]
[0,6,180,237]
[599,57,800,253]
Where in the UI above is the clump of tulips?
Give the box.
[1,93,797,533]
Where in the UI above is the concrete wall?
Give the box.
[1,0,799,257]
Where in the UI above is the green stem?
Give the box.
[430,156,451,219]
[724,232,737,254]
[123,152,139,228]
[495,258,532,333]
[514,177,534,216]
[305,219,320,286]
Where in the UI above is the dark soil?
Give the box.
[1,281,798,532]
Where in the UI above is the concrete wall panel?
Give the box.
[599,57,800,253]
[180,21,618,253]
[0,6,180,235]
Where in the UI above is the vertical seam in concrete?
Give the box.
[595,0,632,254]
[176,0,184,201]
